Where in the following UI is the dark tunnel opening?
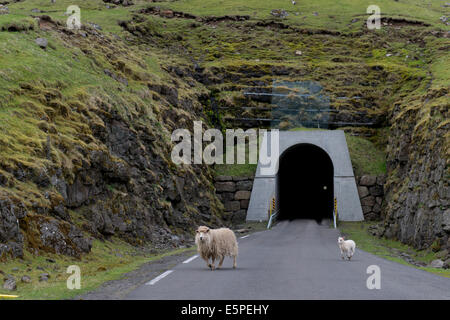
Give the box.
[277,143,334,222]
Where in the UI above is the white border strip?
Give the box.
[183,255,199,264]
[146,270,174,285]
[240,235,250,239]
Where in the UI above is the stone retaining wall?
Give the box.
[214,174,385,223]
[356,174,386,221]
[214,175,254,224]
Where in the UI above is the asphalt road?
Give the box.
[125,220,450,300]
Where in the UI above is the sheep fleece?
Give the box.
[195,227,238,266]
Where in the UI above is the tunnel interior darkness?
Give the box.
[276,143,334,222]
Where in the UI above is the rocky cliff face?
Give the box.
[0,16,224,261]
[383,85,449,253]
[0,86,224,260]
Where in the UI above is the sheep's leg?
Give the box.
[340,249,345,260]
[217,256,225,269]
[348,251,353,260]
[233,255,237,269]
[202,256,211,269]
[210,257,216,271]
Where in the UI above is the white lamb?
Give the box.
[338,236,356,260]
[195,226,238,270]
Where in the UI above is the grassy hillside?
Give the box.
[160,0,448,30]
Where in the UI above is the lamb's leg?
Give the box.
[217,256,225,269]
[233,255,237,269]
[340,249,345,260]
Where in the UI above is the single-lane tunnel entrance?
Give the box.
[277,143,334,222]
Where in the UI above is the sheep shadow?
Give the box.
[181,266,249,271]
[338,258,359,262]
[207,267,248,271]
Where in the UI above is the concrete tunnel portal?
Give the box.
[246,130,364,223]
[277,143,334,222]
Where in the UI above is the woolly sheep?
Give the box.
[195,226,238,270]
[338,236,356,260]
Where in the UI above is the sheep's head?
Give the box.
[338,236,345,244]
[195,226,211,245]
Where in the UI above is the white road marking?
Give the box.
[146,270,173,285]
[182,254,199,264]
[240,235,250,239]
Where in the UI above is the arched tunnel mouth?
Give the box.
[276,143,334,222]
